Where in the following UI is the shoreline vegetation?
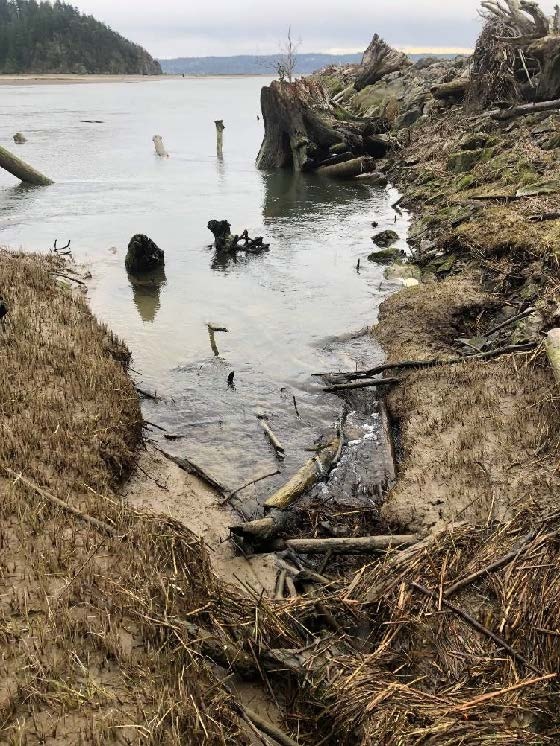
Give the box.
[3,0,560,743]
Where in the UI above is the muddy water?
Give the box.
[0,77,409,503]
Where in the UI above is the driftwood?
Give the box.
[0,144,53,186]
[528,212,560,221]
[215,120,225,158]
[208,220,270,253]
[316,156,375,180]
[545,328,560,384]
[223,469,282,504]
[4,468,116,536]
[484,306,535,336]
[241,708,300,746]
[155,447,228,497]
[488,97,560,119]
[411,582,541,674]
[323,376,401,393]
[264,435,340,509]
[314,342,539,382]
[286,535,418,555]
[354,34,411,91]
[152,135,169,158]
[257,416,285,460]
[431,79,470,100]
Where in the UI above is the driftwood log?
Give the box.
[264,436,340,509]
[286,535,418,554]
[0,144,53,186]
[208,220,270,253]
[545,328,560,384]
[354,34,412,91]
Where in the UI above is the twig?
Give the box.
[445,529,538,596]
[411,582,542,674]
[151,445,228,496]
[136,386,160,401]
[258,416,285,460]
[240,706,301,746]
[484,306,535,337]
[222,469,282,504]
[4,468,116,536]
[445,673,556,713]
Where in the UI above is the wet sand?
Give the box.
[0,73,270,86]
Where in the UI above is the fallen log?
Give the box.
[431,79,470,100]
[487,97,560,120]
[316,156,375,180]
[0,144,53,186]
[264,435,340,510]
[323,376,401,393]
[286,535,418,554]
[241,707,301,746]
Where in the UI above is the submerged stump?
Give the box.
[0,144,52,186]
[125,234,165,274]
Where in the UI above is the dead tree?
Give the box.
[276,27,300,83]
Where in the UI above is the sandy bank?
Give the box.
[0,73,270,86]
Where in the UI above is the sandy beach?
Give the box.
[0,73,271,85]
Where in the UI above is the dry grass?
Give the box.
[0,250,250,744]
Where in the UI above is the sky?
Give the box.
[71,0,559,59]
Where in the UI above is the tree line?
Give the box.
[0,0,161,75]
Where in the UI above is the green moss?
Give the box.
[460,133,499,151]
[456,174,476,190]
[447,147,496,173]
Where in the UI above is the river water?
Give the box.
[0,77,409,502]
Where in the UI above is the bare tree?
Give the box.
[276,27,300,83]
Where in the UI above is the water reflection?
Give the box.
[261,170,374,220]
[128,266,167,323]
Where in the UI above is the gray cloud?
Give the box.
[72,0,559,57]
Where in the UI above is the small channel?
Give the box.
[0,77,409,505]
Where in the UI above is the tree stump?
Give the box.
[125,235,165,274]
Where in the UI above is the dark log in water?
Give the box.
[0,144,53,186]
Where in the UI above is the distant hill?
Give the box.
[0,0,161,75]
[159,52,458,77]
[159,54,363,76]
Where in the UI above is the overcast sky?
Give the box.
[71,0,559,58]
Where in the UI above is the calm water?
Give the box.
[0,78,409,500]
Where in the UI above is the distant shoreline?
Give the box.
[0,73,272,86]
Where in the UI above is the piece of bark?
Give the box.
[286,535,417,554]
[264,436,340,510]
[0,144,53,186]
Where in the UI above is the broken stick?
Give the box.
[257,416,285,460]
[0,143,53,186]
[286,535,418,554]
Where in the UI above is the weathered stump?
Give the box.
[125,235,165,274]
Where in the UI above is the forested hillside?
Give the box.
[0,0,161,74]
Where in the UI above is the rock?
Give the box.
[355,34,412,92]
[363,134,391,158]
[399,277,420,288]
[516,180,560,198]
[368,247,404,264]
[431,79,469,101]
[414,57,441,70]
[460,133,498,151]
[396,107,423,128]
[384,262,421,281]
[541,133,560,150]
[372,229,399,248]
[13,133,26,144]
[125,234,164,274]
[447,147,494,173]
